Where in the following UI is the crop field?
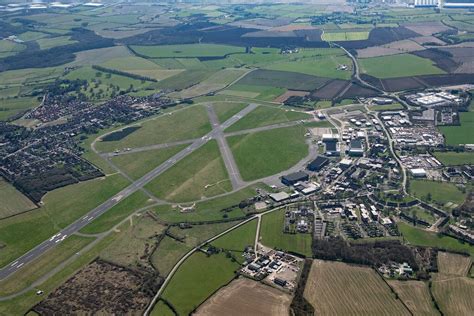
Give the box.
[304,260,410,315]
[225,106,310,132]
[153,184,264,223]
[158,252,240,316]
[195,278,292,316]
[409,180,466,206]
[359,54,445,79]
[387,280,438,316]
[263,55,352,80]
[171,68,249,99]
[237,69,331,91]
[0,178,36,219]
[95,105,211,152]
[100,56,183,81]
[439,112,474,146]
[68,46,134,66]
[0,173,129,267]
[212,102,248,123]
[80,191,152,235]
[437,252,472,276]
[322,30,370,41]
[228,125,308,181]
[431,273,474,316]
[260,209,312,257]
[100,215,166,270]
[111,144,188,180]
[145,140,231,202]
[131,44,245,58]
[36,36,77,50]
[0,97,40,121]
[398,222,474,256]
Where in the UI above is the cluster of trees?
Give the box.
[312,237,418,270]
[290,259,315,316]
[91,65,157,83]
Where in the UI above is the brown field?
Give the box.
[304,260,410,315]
[312,80,349,100]
[403,22,453,36]
[431,273,474,316]
[194,278,292,316]
[388,280,439,316]
[274,90,309,103]
[270,24,319,32]
[33,260,157,315]
[357,40,424,58]
[437,252,472,276]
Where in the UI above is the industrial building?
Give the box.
[307,156,329,172]
[281,171,309,186]
[348,139,364,157]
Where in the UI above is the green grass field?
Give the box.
[219,84,286,101]
[322,31,370,41]
[212,102,247,123]
[0,235,93,296]
[154,184,264,223]
[398,222,473,256]
[409,180,466,206]
[80,191,152,235]
[439,112,474,146]
[359,54,445,79]
[111,144,188,179]
[145,140,231,202]
[37,36,77,50]
[0,174,129,267]
[260,209,313,257]
[95,105,212,152]
[433,151,474,166]
[159,251,239,315]
[151,300,175,316]
[212,219,257,252]
[225,106,310,132]
[150,236,192,277]
[228,125,308,181]
[263,55,352,80]
[132,43,245,58]
[0,178,36,219]
[153,69,216,90]
[0,97,40,121]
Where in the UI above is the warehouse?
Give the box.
[307,156,329,172]
[281,171,309,186]
[348,139,364,157]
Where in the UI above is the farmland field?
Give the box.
[304,260,410,315]
[218,84,286,101]
[322,30,370,41]
[211,219,257,255]
[158,252,239,316]
[431,273,474,316]
[145,140,231,202]
[260,209,312,257]
[225,106,310,132]
[36,36,77,50]
[228,125,309,181]
[359,54,445,79]
[0,97,40,121]
[131,44,245,58]
[111,144,188,180]
[439,112,474,146]
[433,152,474,166]
[388,280,439,316]
[195,278,292,316]
[237,69,331,91]
[95,105,212,152]
[437,252,472,276]
[0,178,37,219]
